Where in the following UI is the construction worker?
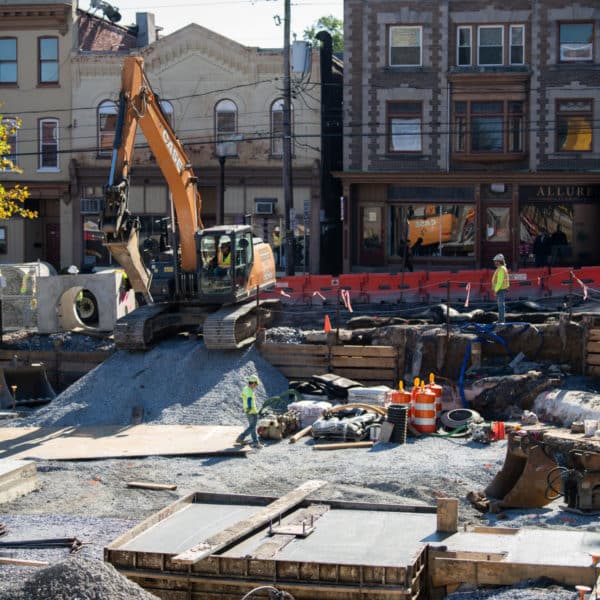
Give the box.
[235,374,263,449]
[20,267,37,327]
[271,226,282,268]
[491,253,510,323]
[214,239,231,277]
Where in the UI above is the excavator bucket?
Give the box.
[0,365,57,409]
[485,431,558,508]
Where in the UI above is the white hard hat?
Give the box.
[67,265,79,274]
[274,227,280,232]
[493,254,505,262]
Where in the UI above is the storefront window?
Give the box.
[519,204,573,266]
[486,207,510,241]
[389,204,475,258]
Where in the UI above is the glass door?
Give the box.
[359,205,384,265]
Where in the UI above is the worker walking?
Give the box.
[491,254,510,323]
[235,374,263,449]
[271,226,282,268]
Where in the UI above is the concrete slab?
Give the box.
[0,425,247,460]
[439,528,600,567]
[0,459,38,503]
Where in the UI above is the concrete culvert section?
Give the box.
[57,286,98,330]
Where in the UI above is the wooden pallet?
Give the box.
[586,328,600,377]
[259,343,399,386]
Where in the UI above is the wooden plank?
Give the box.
[586,341,600,353]
[0,557,48,567]
[331,345,396,358]
[172,480,327,565]
[313,441,374,451]
[288,425,312,443]
[260,344,329,357]
[430,557,476,586]
[588,329,600,341]
[332,356,396,368]
[265,356,329,368]
[587,354,600,366]
[127,481,177,491]
[436,498,458,533]
[588,365,600,377]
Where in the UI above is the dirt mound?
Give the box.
[0,556,158,600]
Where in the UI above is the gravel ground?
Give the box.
[1,334,598,599]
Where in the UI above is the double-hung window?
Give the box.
[271,99,284,156]
[0,38,17,84]
[510,25,525,65]
[39,118,59,170]
[39,37,59,84]
[387,102,422,153]
[457,27,472,66]
[478,26,503,66]
[559,23,593,62]
[556,99,593,152]
[389,26,422,66]
[215,99,237,141]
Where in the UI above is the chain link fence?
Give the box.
[0,262,44,332]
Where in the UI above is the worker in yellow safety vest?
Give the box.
[491,253,510,323]
[214,240,231,277]
[235,374,263,449]
[271,226,282,268]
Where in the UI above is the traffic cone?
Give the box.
[323,314,332,333]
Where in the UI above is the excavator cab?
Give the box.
[196,225,258,305]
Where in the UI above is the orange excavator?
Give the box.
[100,56,277,350]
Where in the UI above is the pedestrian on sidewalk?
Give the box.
[491,253,510,323]
[235,374,263,448]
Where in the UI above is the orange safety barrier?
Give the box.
[269,266,600,305]
[412,387,437,434]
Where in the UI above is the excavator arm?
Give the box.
[101,56,203,300]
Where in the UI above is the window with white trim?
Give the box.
[478,26,503,66]
[456,24,526,67]
[457,27,472,66]
[389,26,422,66]
[271,98,284,156]
[559,23,593,62]
[39,118,59,170]
[215,99,237,141]
[387,101,422,152]
[0,38,17,84]
[510,25,525,65]
[160,100,174,128]
[97,100,117,156]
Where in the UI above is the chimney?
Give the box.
[136,12,156,47]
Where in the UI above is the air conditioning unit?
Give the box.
[80,198,103,214]
[254,198,276,215]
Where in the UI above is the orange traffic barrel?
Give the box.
[426,373,443,419]
[413,387,437,434]
[391,381,412,405]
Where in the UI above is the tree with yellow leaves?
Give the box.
[0,114,37,219]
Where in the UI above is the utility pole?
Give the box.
[283,0,295,275]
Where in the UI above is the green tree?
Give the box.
[303,15,343,54]
[0,114,36,219]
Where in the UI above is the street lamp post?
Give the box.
[215,141,238,225]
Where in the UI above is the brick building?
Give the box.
[337,0,600,273]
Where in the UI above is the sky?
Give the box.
[91,0,343,47]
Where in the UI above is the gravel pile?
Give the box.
[445,579,576,600]
[16,337,289,428]
[0,556,159,600]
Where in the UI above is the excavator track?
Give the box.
[202,299,279,350]
[114,299,279,351]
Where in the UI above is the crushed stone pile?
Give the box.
[0,556,158,600]
[17,337,290,428]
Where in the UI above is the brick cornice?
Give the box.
[0,3,71,34]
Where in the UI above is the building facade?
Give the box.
[338,0,600,273]
[0,0,75,267]
[2,1,326,275]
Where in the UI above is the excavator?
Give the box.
[100,56,277,351]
